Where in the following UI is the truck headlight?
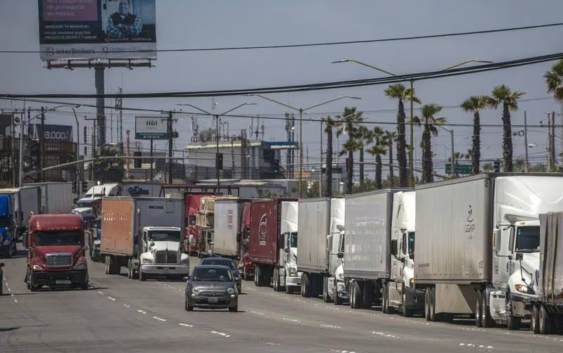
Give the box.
[192,287,200,294]
[288,267,298,277]
[515,284,535,294]
[410,278,415,286]
[32,264,44,271]
[74,262,87,270]
[142,258,153,264]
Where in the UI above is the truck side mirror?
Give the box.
[337,252,344,259]
[515,253,523,261]
[390,239,398,256]
[284,247,290,253]
[493,229,502,253]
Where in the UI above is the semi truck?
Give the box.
[0,186,41,249]
[239,201,255,280]
[414,173,563,329]
[28,182,75,214]
[25,214,89,291]
[298,197,343,298]
[212,197,247,259]
[529,212,563,335]
[324,198,346,303]
[247,199,301,293]
[340,189,419,313]
[100,196,189,281]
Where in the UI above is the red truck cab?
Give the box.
[26,214,88,291]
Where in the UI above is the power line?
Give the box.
[2,22,562,55]
[4,52,563,99]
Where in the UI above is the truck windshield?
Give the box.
[76,200,92,208]
[289,232,298,248]
[34,231,82,246]
[408,232,415,256]
[148,231,181,242]
[515,226,540,253]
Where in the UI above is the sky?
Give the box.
[1,0,562,178]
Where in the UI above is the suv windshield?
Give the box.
[201,259,236,270]
[515,226,540,252]
[148,231,181,242]
[34,231,82,246]
[192,267,233,282]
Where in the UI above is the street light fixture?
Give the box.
[248,94,361,198]
[332,58,493,187]
[177,102,256,191]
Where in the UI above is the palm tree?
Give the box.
[367,127,387,189]
[514,158,526,172]
[482,163,494,172]
[487,85,526,172]
[384,130,397,187]
[461,95,488,175]
[355,125,373,190]
[384,84,420,187]
[413,104,447,183]
[544,60,563,102]
[336,107,364,194]
[322,116,341,197]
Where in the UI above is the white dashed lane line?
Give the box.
[372,331,399,339]
[282,318,300,323]
[123,304,130,308]
[179,323,193,328]
[107,296,116,301]
[137,309,147,314]
[250,310,265,316]
[153,316,167,322]
[211,331,231,338]
[320,324,341,329]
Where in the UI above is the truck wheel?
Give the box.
[531,304,539,334]
[301,273,311,298]
[475,292,483,327]
[254,266,261,287]
[139,268,146,282]
[385,283,395,314]
[429,288,440,322]
[80,282,89,290]
[539,305,552,334]
[104,256,110,275]
[351,282,363,309]
[479,291,494,328]
[424,288,431,321]
[506,293,521,331]
[322,277,332,303]
[333,281,342,305]
[403,293,413,318]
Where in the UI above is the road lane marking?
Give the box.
[153,316,166,322]
[107,297,116,301]
[123,304,130,308]
[137,310,147,314]
[211,330,231,338]
[250,311,265,315]
[320,324,341,329]
[179,323,193,327]
[282,318,300,323]
[98,291,103,295]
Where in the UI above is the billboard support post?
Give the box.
[150,139,154,181]
[40,107,45,182]
[95,67,105,148]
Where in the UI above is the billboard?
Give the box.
[135,116,167,140]
[33,124,73,141]
[38,0,157,61]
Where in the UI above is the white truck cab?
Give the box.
[326,198,347,304]
[139,226,190,281]
[279,201,302,293]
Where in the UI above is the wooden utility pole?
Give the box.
[40,106,45,182]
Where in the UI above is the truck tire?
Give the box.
[350,281,363,309]
[475,292,483,327]
[403,292,413,317]
[385,282,395,314]
[333,280,342,305]
[531,304,539,334]
[429,288,441,322]
[139,268,146,282]
[506,291,521,331]
[539,305,552,334]
[301,273,311,298]
[254,266,261,287]
[322,277,332,303]
[480,291,494,328]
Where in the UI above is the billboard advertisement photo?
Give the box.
[33,124,73,141]
[38,0,157,61]
[135,116,168,140]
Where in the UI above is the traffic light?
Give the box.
[82,180,88,193]
[493,159,500,172]
[133,151,142,168]
[72,181,77,194]
[216,153,223,170]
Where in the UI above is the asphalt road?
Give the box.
[1,248,562,353]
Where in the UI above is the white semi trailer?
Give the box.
[324,198,346,304]
[415,173,563,330]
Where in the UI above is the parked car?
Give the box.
[184,265,238,312]
[199,257,242,293]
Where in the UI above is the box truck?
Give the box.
[415,174,563,330]
[529,212,563,335]
[100,196,189,281]
[298,198,343,298]
[247,199,301,293]
[0,186,41,249]
[28,182,75,214]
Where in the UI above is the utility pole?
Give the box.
[95,67,106,147]
[215,115,221,189]
[547,114,552,172]
[524,111,529,172]
[150,138,154,181]
[40,106,46,182]
[319,120,323,197]
[18,112,24,187]
[11,112,16,187]
[551,112,557,169]
[168,111,173,184]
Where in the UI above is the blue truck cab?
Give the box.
[0,195,16,257]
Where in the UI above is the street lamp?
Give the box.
[177,102,256,191]
[332,58,493,187]
[248,94,361,198]
[18,104,80,186]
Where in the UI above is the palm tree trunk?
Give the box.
[388,139,395,187]
[502,103,514,172]
[346,121,354,194]
[359,147,365,190]
[396,99,408,187]
[375,153,382,189]
[325,127,333,197]
[422,124,433,183]
[472,111,481,175]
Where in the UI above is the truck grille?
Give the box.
[155,250,178,264]
[198,291,225,297]
[45,253,73,267]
